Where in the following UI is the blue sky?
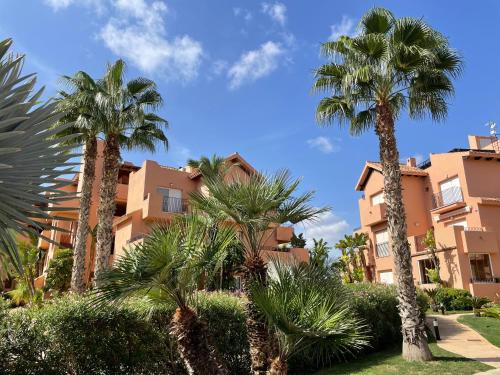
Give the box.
[2,1,500,248]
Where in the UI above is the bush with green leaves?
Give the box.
[43,248,73,294]
[0,292,249,375]
[435,287,473,311]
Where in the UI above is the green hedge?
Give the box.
[0,293,249,375]
[435,287,473,311]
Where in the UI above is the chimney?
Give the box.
[406,157,417,167]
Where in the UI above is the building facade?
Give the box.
[355,134,500,299]
[36,141,307,287]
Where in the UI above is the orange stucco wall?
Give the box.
[356,134,500,299]
[38,143,302,287]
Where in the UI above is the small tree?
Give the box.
[290,233,307,248]
[422,229,441,284]
[44,248,73,294]
[309,238,330,269]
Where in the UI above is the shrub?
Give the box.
[43,248,73,294]
[288,283,428,374]
[435,287,473,311]
[0,292,249,375]
[481,305,500,319]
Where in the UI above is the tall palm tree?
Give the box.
[94,215,236,375]
[313,7,462,360]
[190,170,329,374]
[252,260,369,374]
[93,60,168,284]
[0,38,77,275]
[55,71,103,293]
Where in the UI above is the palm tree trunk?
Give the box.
[358,249,371,282]
[243,255,274,375]
[171,306,228,375]
[375,103,432,361]
[71,137,97,293]
[93,135,120,286]
[268,356,287,375]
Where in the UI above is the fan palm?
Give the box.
[190,170,329,374]
[0,38,77,276]
[335,234,370,282]
[93,215,236,375]
[252,260,369,374]
[313,7,462,360]
[92,60,168,284]
[187,155,229,180]
[55,71,103,293]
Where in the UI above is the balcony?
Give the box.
[431,187,465,213]
[409,234,427,254]
[142,194,188,220]
[276,226,293,243]
[460,227,498,254]
[376,242,390,257]
[363,203,387,226]
[470,277,499,284]
[115,183,128,201]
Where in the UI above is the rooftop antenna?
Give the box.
[486,121,497,137]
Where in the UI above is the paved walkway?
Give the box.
[427,314,500,369]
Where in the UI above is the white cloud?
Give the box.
[99,0,203,81]
[227,41,284,89]
[307,136,340,154]
[44,0,106,14]
[261,2,287,26]
[329,15,356,40]
[300,211,350,250]
[233,7,252,22]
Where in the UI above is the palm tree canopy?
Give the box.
[190,169,330,257]
[313,7,463,135]
[54,70,103,147]
[251,260,369,361]
[187,155,228,179]
[95,59,169,152]
[0,38,78,273]
[93,215,238,309]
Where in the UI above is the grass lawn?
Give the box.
[314,343,492,375]
[458,314,500,348]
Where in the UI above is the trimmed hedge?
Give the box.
[435,287,473,311]
[0,293,249,375]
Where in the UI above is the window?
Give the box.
[371,191,384,206]
[379,271,393,284]
[439,177,462,206]
[375,230,390,257]
[418,258,436,284]
[158,188,183,213]
[469,254,493,282]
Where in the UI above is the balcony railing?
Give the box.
[432,186,463,209]
[470,277,499,284]
[376,242,390,257]
[162,197,188,213]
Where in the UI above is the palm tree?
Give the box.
[313,7,462,360]
[93,215,235,375]
[252,260,369,374]
[309,238,330,269]
[93,60,168,284]
[187,155,229,179]
[190,170,329,374]
[55,71,103,293]
[0,38,76,276]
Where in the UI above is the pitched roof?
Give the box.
[355,161,428,191]
[188,152,256,179]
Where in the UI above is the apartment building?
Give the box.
[35,141,307,287]
[355,134,500,299]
